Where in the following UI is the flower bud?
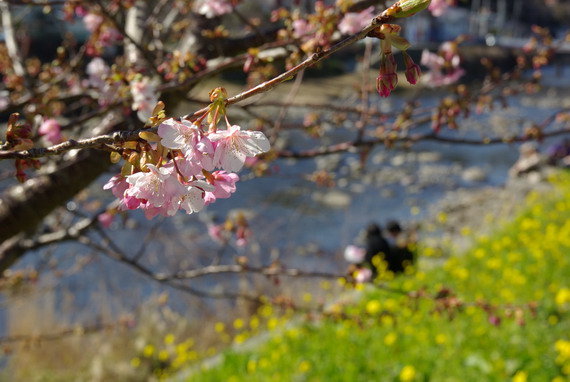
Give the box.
[389,0,432,18]
[403,51,421,85]
[376,53,398,97]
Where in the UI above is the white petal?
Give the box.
[181,188,205,214]
[240,132,270,156]
[247,131,271,152]
[189,180,215,192]
[221,145,247,172]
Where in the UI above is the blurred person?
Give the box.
[386,220,416,274]
[362,223,391,278]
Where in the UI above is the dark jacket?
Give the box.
[363,224,391,275]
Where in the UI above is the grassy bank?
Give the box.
[189,174,570,381]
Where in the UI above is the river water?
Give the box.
[3,65,570,339]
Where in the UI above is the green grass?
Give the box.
[186,175,570,382]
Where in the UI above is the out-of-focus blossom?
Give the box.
[344,245,365,263]
[130,76,159,122]
[83,13,103,33]
[196,0,233,18]
[38,119,62,144]
[99,27,122,47]
[86,58,109,89]
[428,0,454,17]
[420,44,464,87]
[208,224,226,243]
[0,91,9,111]
[98,212,114,228]
[355,267,372,283]
[338,6,374,35]
[292,19,312,40]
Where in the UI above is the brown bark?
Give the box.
[0,149,111,269]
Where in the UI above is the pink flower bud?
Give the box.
[98,212,114,228]
[376,53,398,97]
[403,52,421,85]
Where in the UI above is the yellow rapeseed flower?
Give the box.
[384,332,397,346]
[366,300,382,315]
[234,318,245,329]
[512,371,527,382]
[435,333,447,345]
[250,316,260,330]
[164,333,175,345]
[555,288,570,306]
[158,350,169,361]
[130,357,141,368]
[298,360,311,373]
[247,359,257,373]
[143,344,154,357]
[214,322,225,333]
[400,365,416,382]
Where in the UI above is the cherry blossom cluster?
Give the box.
[275,1,338,55]
[81,11,122,56]
[105,115,270,219]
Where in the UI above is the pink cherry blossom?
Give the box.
[196,0,233,18]
[179,180,214,214]
[158,119,216,172]
[103,174,129,199]
[204,171,239,205]
[125,164,186,216]
[338,6,374,35]
[209,125,270,172]
[344,245,365,264]
[38,119,62,144]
